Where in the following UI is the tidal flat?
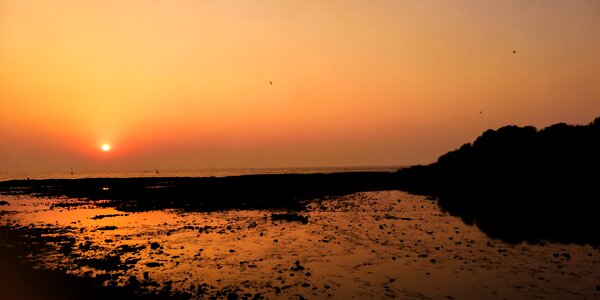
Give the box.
[0,191,599,299]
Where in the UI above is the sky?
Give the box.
[1,0,600,172]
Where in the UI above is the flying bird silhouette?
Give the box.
[269,81,272,85]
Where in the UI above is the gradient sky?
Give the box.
[2,0,600,172]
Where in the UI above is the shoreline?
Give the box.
[0,172,400,212]
[2,167,599,246]
[0,166,403,183]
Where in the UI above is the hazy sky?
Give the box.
[1,0,600,172]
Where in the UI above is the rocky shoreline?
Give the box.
[0,172,398,213]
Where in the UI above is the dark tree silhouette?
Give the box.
[396,117,600,245]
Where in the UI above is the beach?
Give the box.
[1,187,598,299]
[3,1,599,298]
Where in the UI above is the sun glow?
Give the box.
[101,144,111,152]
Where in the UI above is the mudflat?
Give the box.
[1,190,599,299]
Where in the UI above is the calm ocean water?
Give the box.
[0,166,401,182]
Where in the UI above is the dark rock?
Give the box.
[79,241,93,251]
[271,213,309,224]
[291,260,305,272]
[124,257,140,265]
[116,244,145,253]
[146,262,163,268]
[76,256,129,271]
[127,275,139,286]
[90,214,129,220]
[97,226,117,231]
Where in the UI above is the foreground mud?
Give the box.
[1,191,599,299]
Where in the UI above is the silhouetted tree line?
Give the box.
[396,117,600,245]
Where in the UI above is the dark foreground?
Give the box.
[0,226,160,300]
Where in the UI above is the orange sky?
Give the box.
[2,1,600,172]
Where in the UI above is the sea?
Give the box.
[0,166,402,182]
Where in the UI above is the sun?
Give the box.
[101,144,111,152]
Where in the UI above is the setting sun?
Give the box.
[101,144,111,152]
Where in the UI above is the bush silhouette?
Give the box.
[396,117,600,245]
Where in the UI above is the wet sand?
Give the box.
[1,191,599,299]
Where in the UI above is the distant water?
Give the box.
[0,166,401,182]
